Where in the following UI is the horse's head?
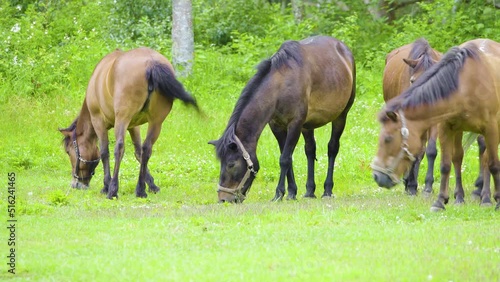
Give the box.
[371,110,419,188]
[209,135,258,203]
[59,127,100,189]
[403,55,439,84]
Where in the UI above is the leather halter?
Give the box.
[217,135,257,202]
[72,131,100,181]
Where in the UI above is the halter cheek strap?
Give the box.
[371,110,416,183]
[72,132,100,181]
[217,135,257,202]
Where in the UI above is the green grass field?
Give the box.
[0,48,498,281]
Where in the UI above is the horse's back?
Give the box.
[382,44,412,102]
[296,36,355,128]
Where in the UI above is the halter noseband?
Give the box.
[371,110,416,183]
[217,135,257,202]
[72,132,100,181]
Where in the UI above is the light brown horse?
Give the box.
[382,38,441,195]
[60,47,198,199]
[209,36,355,203]
[372,39,500,211]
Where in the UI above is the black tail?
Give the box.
[146,62,199,111]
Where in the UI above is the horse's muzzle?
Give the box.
[71,179,89,189]
[373,171,397,188]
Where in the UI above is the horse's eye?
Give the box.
[384,135,393,143]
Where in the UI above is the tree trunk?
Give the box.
[172,0,194,77]
[291,0,304,23]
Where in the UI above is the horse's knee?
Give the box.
[440,163,451,175]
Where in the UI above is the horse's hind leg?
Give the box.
[302,129,316,198]
[323,115,348,198]
[472,135,486,200]
[129,126,159,193]
[135,123,162,198]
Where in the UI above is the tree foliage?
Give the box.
[0,0,498,97]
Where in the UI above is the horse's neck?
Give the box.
[235,86,276,148]
[405,101,462,131]
[75,98,97,142]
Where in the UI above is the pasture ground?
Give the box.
[0,52,498,281]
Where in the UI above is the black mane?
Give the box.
[386,45,479,112]
[409,38,436,74]
[214,40,303,159]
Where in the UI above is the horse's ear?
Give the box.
[386,111,398,122]
[59,128,72,137]
[403,58,418,69]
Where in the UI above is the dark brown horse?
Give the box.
[60,47,198,199]
[382,38,441,195]
[209,36,355,203]
[372,39,500,211]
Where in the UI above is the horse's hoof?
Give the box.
[148,185,160,194]
[321,194,334,199]
[495,202,499,211]
[423,187,433,194]
[405,188,418,196]
[430,201,445,212]
[286,195,297,201]
[471,190,482,201]
[480,198,492,207]
[303,192,317,199]
[271,193,284,202]
[100,188,108,194]
[454,199,465,205]
[136,191,148,198]
[106,193,118,200]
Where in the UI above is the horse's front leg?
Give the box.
[270,123,301,202]
[92,119,111,195]
[136,123,162,198]
[452,132,465,205]
[108,124,129,199]
[423,125,438,194]
[129,126,159,193]
[431,127,453,211]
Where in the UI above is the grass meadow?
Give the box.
[0,47,499,281]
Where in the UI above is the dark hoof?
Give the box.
[148,185,160,194]
[480,197,492,207]
[405,187,418,196]
[430,200,446,212]
[303,193,317,199]
[106,193,118,200]
[471,188,482,201]
[454,198,465,205]
[136,190,148,198]
[423,186,433,194]
[100,187,108,194]
[321,194,333,199]
[286,194,297,201]
[496,202,499,211]
[271,192,284,202]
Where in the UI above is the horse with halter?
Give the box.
[60,47,198,199]
[382,38,441,195]
[210,36,356,203]
[372,39,500,211]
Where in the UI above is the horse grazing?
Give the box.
[382,38,441,195]
[60,47,198,199]
[209,36,355,203]
[372,39,500,211]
